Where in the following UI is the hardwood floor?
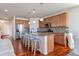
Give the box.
[12,39,70,56]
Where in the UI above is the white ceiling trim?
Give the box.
[16,17,28,20]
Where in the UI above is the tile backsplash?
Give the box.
[37,27,69,33]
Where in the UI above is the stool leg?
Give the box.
[31,41,34,52]
[25,39,27,47]
[23,37,25,45]
[23,39,24,45]
[34,41,37,56]
[21,37,23,43]
[20,37,22,42]
[24,40,25,46]
[28,39,30,50]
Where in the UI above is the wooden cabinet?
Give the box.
[39,20,46,28]
[16,19,29,28]
[47,34,54,53]
[54,33,67,46]
[39,12,69,27]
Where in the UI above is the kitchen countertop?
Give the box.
[31,32,54,36]
[25,32,66,36]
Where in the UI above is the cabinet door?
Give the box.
[54,33,67,46]
[47,34,54,53]
[59,13,68,27]
[16,19,29,28]
[39,21,45,28]
[39,12,68,28]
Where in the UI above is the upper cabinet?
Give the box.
[39,12,69,28]
[16,19,29,28]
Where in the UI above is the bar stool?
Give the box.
[27,34,34,50]
[32,36,40,56]
[24,34,28,48]
[21,34,28,47]
[26,34,40,56]
[21,35,25,45]
[21,35,24,43]
[23,35,27,46]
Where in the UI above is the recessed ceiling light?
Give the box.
[4,9,8,12]
[0,21,5,23]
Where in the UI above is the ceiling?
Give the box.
[0,3,78,19]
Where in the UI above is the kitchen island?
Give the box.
[24,32,67,55]
[25,32,54,55]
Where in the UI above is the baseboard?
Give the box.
[38,49,48,55]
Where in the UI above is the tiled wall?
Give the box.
[37,27,69,33]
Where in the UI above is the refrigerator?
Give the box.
[15,24,24,39]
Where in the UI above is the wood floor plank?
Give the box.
[12,39,70,56]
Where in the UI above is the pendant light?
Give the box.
[33,21,36,23]
[40,18,44,21]
[28,22,30,24]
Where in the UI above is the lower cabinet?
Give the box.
[47,34,54,53]
[54,33,67,46]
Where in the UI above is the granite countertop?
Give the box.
[25,32,55,36]
[31,32,54,36]
[24,31,67,36]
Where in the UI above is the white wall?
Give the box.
[68,7,79,39]
[12,16,16,40]
[68,7,79,55]
[29,18,39,33]
[0,20,12,35]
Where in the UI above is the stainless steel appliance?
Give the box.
[16,24,24,39]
